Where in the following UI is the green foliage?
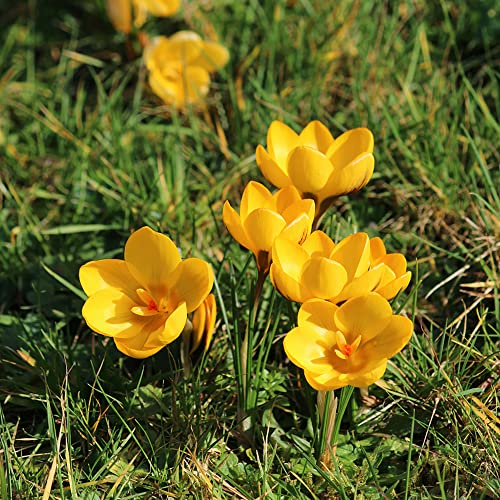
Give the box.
[1,0,499,497]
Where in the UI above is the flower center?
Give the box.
[132,288,172,316]
[334,331,361,360]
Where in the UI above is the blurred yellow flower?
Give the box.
[256,120,374,222]
[79,226,214,359]
[185,293,217,354]
[283,294,413,390]
[223,181,315,275]
[106,0,181,33]
[271,231,411,303]
[144,31,229,109]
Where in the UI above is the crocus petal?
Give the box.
[165,31,203,63]
[143,302,188,348]
[283,326,337,374]
[381,253,408,276]
[270,263,309,302]
[195,41,230,72]
[347,361,387,388]
[106,0,132,33]
[272,237,308,280]
[329,232,370,281]
[222,201,254,252]
[124,227,181,299]
[148,69,179,107]
[354,315,413,372]
[256,145,290,189]
[300,257,348,300]
[297,299,339,335]
[377,272,412,299]
[267,121,299,169]
[304,369,350,391]
[82,288,144,339]
[273,185,303,212]
[169,258,214,313]
[301,230,335,257]
[287,146,334,193]
[240,181,273,220]
[140,0,181,17]
[298,120,335,154]
[183,66,211,105]
[321,152,374,198]
[79,260,141,299]
[334,293,392,342]
[326,128,374,167]
[243,209,286,252]
[332,265,385,303]
[369,237,386,263]
[281,198,315,229]
[114,338,164,359]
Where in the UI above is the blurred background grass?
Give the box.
[0,0,499,497]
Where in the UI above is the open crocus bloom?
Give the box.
[283,294,413,390]
[144,31,229,109]
[106,0,180,33]
[256,120,374,222]
[223,181,315,275]
[79,226,214,358]
[271,231,411,304]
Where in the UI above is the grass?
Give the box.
[1,0,499,497]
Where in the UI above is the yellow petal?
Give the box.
[132,0,148,28]
[304,369,349,391]
[82,288,144,339]
[334,293,392,342]
[329,232,370,281]
[190,301,207,353]
[300,257,348,300]
[195,41,230,72]
[106,0,132,33]
[369,237,386,263]
[256,145,290,189]
[139,0,180,17]
[283,326,337,374]
[354,315,413,372]
[240,181,273,220]
[332,265,385,303]
[297,299,339,335]
[148,69,180,107]
[298,120,335,154]
[190,293,216,352]
[124,226,181,299]
[321,152,374,198]
[287,146,334,193]
[144,36,168,71]
[270,263,309,302]
[347,361,387,388]
[272,237,308,279]
[243,209,286,252]
[301,230,335,257]
[222,201,255,252]
[165,31,203,63]
[273,185,302,212]
[381,253,408,276]
[79,260,141,299]
[326,128,374,167]
[169,258,214,313]
[267,121,299,169]
[182,66,211,106]
[376,271,412,300]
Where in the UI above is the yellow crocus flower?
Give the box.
[283,294,413,390]
[79,226,214,358]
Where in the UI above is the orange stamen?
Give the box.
[147,299,158,311]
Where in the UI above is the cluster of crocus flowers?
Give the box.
[222,181,315,275]
[256,121,374,225]
[271,231,411,304]
[144,31,229,110]
[106,0,180,34]
[79,226,214,358]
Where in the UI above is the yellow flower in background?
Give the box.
[256,120,374,222]
[185,293,217,354]
[106,0,180,33]
[144,31,229,109]
[79,227,214,359]
[283,294,413,390]
[223,181,315,275]
[271,231,411,304]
